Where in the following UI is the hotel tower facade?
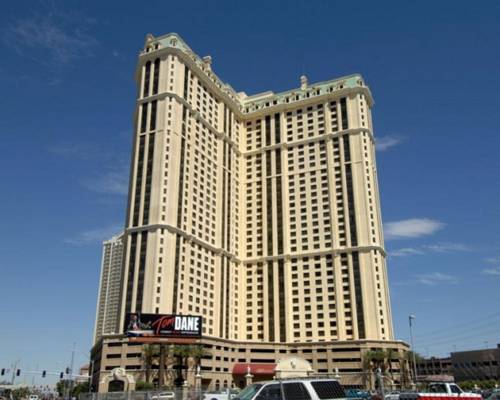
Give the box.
[94,233,124,344]
[91,33,408,391]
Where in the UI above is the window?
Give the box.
[282,383,311,400]
[429,384,448,393]
[143,61,151,97]
[258,384,282,400]
[310,381,345,399]
[152,58,160,95]
[449,385,462,394]
[238,384,263,400]
[140,103,148,133]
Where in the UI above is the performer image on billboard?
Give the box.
[127,313,143,331]
[125,313,152,337]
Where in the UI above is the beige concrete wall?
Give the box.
[92,335,410,392]
[114,33,394,346]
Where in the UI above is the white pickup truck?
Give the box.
[232,378,346,400]
[399,382,481,400]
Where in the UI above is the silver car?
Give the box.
[151,392,176,400]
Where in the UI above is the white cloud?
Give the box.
[391,242,471,257]
[482,267,500,276]
[48,143,104,161]
[485,256,500,264]
[65,224,122,246]
[49,141,129,196]
[424,243,470,252]
[375,135,404,151]
[391,248,425,257]
[81,170,129,196]
[384,218,445,240]
[414,272,458,286]
[3,4,97,66]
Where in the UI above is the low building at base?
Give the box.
[91,334,410,392]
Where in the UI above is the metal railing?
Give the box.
[80,389,226,400]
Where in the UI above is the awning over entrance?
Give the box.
[232,363,277,376]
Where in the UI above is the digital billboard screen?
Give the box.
[124,313,202,339]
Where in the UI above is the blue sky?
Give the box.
[1,0,500,383]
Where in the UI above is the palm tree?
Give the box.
[169,345,211,386]
[385,348,395,388]
[158,344,171,388]
[142,344,160,384]
[362,350,393,390]
[189,345,211,370]
[405,350,423,385]
[362,352,374,389]
[365,350,387,369]
[171,345,192,386]
[398,354,410,390]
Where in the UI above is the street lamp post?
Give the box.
[409,315,418,386]
[88,359,94,393]
[376,368,385,400]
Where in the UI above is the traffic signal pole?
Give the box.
[66,342,76,400]
[1,368,84,379]
[11,360,20,385]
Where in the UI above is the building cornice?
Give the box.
[243,127,373,157]
[136,33,374,119]
[124,224,386,264]
[125,224,242,263]
[138,91,241,156]
[95,332,409,349]
[239,245,386,265]
[138,89,373,158]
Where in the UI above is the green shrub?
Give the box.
[136,381,155,390]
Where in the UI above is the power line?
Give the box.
[415,326,500,348]
[414,316,500,342]
[416,324,500,345]
[412,311,500,338]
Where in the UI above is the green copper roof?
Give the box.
[241,74,365,111]
[143,33,371,112]
[154,32,194,54]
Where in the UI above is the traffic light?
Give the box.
[60,372,64,379]
[1,368,5,376]
[65,367,70,374]
[42,370,46,378]
[16,369,21,376]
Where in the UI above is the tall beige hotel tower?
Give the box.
[92,33,408,390]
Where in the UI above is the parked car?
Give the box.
[150,392,176,400]
[345,389,371,399]
[203,389,239,400]
[385,392,400,400]
[233,378,345,400]
[486,392,500,400]
[399,382,481,400]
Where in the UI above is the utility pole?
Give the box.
[69,342,76,399]
[11,360,20,385]
[32,363,39,386]
[88,359,94,393]
[409,315,418,386]
[376,367,385,399]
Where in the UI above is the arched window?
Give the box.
[215,380,220,390]
[140,103,148,133]
[152,58,160,95]
[143,61,151,97]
